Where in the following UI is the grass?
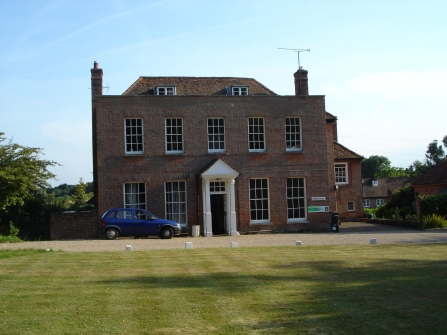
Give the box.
[1,244,447,334]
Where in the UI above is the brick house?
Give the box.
[90,62,362,236]
[362,177,417,208]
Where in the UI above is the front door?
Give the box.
[211,194,225,234]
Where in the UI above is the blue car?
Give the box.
[101,208,181,239]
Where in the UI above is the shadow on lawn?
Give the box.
[97,258,447,334]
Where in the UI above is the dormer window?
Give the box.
[156,86,175,95]
[231,86,248,96]
[372,180,379,187]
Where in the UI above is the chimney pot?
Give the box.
[94,61,98,69]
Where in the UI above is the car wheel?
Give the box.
[160,227,173,239]
[106,228,119,240]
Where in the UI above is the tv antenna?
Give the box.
[277,48,310,69]
[88,83,110,92]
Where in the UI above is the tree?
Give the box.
[0,133,59,223]
[361,155,391,178]
[71,178,93,210]
[375,166,410,178]
[425,140,445,166]
[443,135,447,149]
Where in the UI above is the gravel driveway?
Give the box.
[1,222,446,252]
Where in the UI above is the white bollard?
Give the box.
[126,245,132,251]
[185,242,193,249]
[296,240,302,246]
[370,238,377,245]
[230,242,238,248]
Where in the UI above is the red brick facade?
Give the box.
[91,63,362,235]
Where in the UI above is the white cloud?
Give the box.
[41,120,91,148]
[345,70,447,101]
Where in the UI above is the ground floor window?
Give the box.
[363,199,370,208]
[124,182,146,209]
[287,177,306,222]
[376,199,385,207]
[347,201,355,211]
[249,178,269,223]
[165,181,187,226]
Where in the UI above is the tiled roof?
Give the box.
[362,177,417,198]
[123,77,277,96]
[413,160,447,185]
[326,112,337,120]
[334,142,362,159]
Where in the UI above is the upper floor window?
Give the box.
[285,117,302,151]
[207,118,225,153]
[248,117,266,152]
[335,163,348,184]
[124,118,143,154]
[231,86,248,96]
[156,86,175,95]
[165,118,183,154]
[124,182,146,209]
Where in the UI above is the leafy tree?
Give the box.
[361,155,391,178]
[0,133,59,224]
[425,140,445,166]
[375,166,410,178]
[71,178,93,211]
[443,135,447,149]
[408,160,431,176]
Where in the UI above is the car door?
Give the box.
[114,209,136,235]
[134,209,159,236]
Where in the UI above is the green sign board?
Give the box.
[308,206,329,213]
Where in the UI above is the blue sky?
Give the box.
[1,0,446,186]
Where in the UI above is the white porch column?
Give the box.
[203,179,213,237]
[228,179,238,236]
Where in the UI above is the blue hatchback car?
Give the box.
[101,208,181,239]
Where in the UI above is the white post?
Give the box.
[229,179,238,236]
[203,179,213,237]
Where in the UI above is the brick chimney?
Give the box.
[91,61,103,98]
[294,68,308,96]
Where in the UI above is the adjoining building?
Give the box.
[90,62,362,235]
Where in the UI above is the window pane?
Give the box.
[287,178,306,221]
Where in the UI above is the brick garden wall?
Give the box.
[50,211,99,240]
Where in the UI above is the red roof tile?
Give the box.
[123,77,277,96]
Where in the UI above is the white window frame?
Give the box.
[124,118,144,154]
[207,118,225,153]
[165,181,187,227]
[232,86,248,96]
[335,163,348,184]
[123,182,146,209]
[347,201,355,211]
[165,118,184,154]
[285,117,302,152]
[376,199,385,207]
[287,177,307,222]
[156,86,175,95]
[363,199,370,208]
[248,117,266,152]
[249,178,270,224]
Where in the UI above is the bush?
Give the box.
[421,214,447,229]
[419,194,447,217]
[0,222,22,243]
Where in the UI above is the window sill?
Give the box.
[285,150,304,154]
[287,220,309,224]
[249,221,271,225]
[248,151,267,154]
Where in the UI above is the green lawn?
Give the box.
[1,244,447,334]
